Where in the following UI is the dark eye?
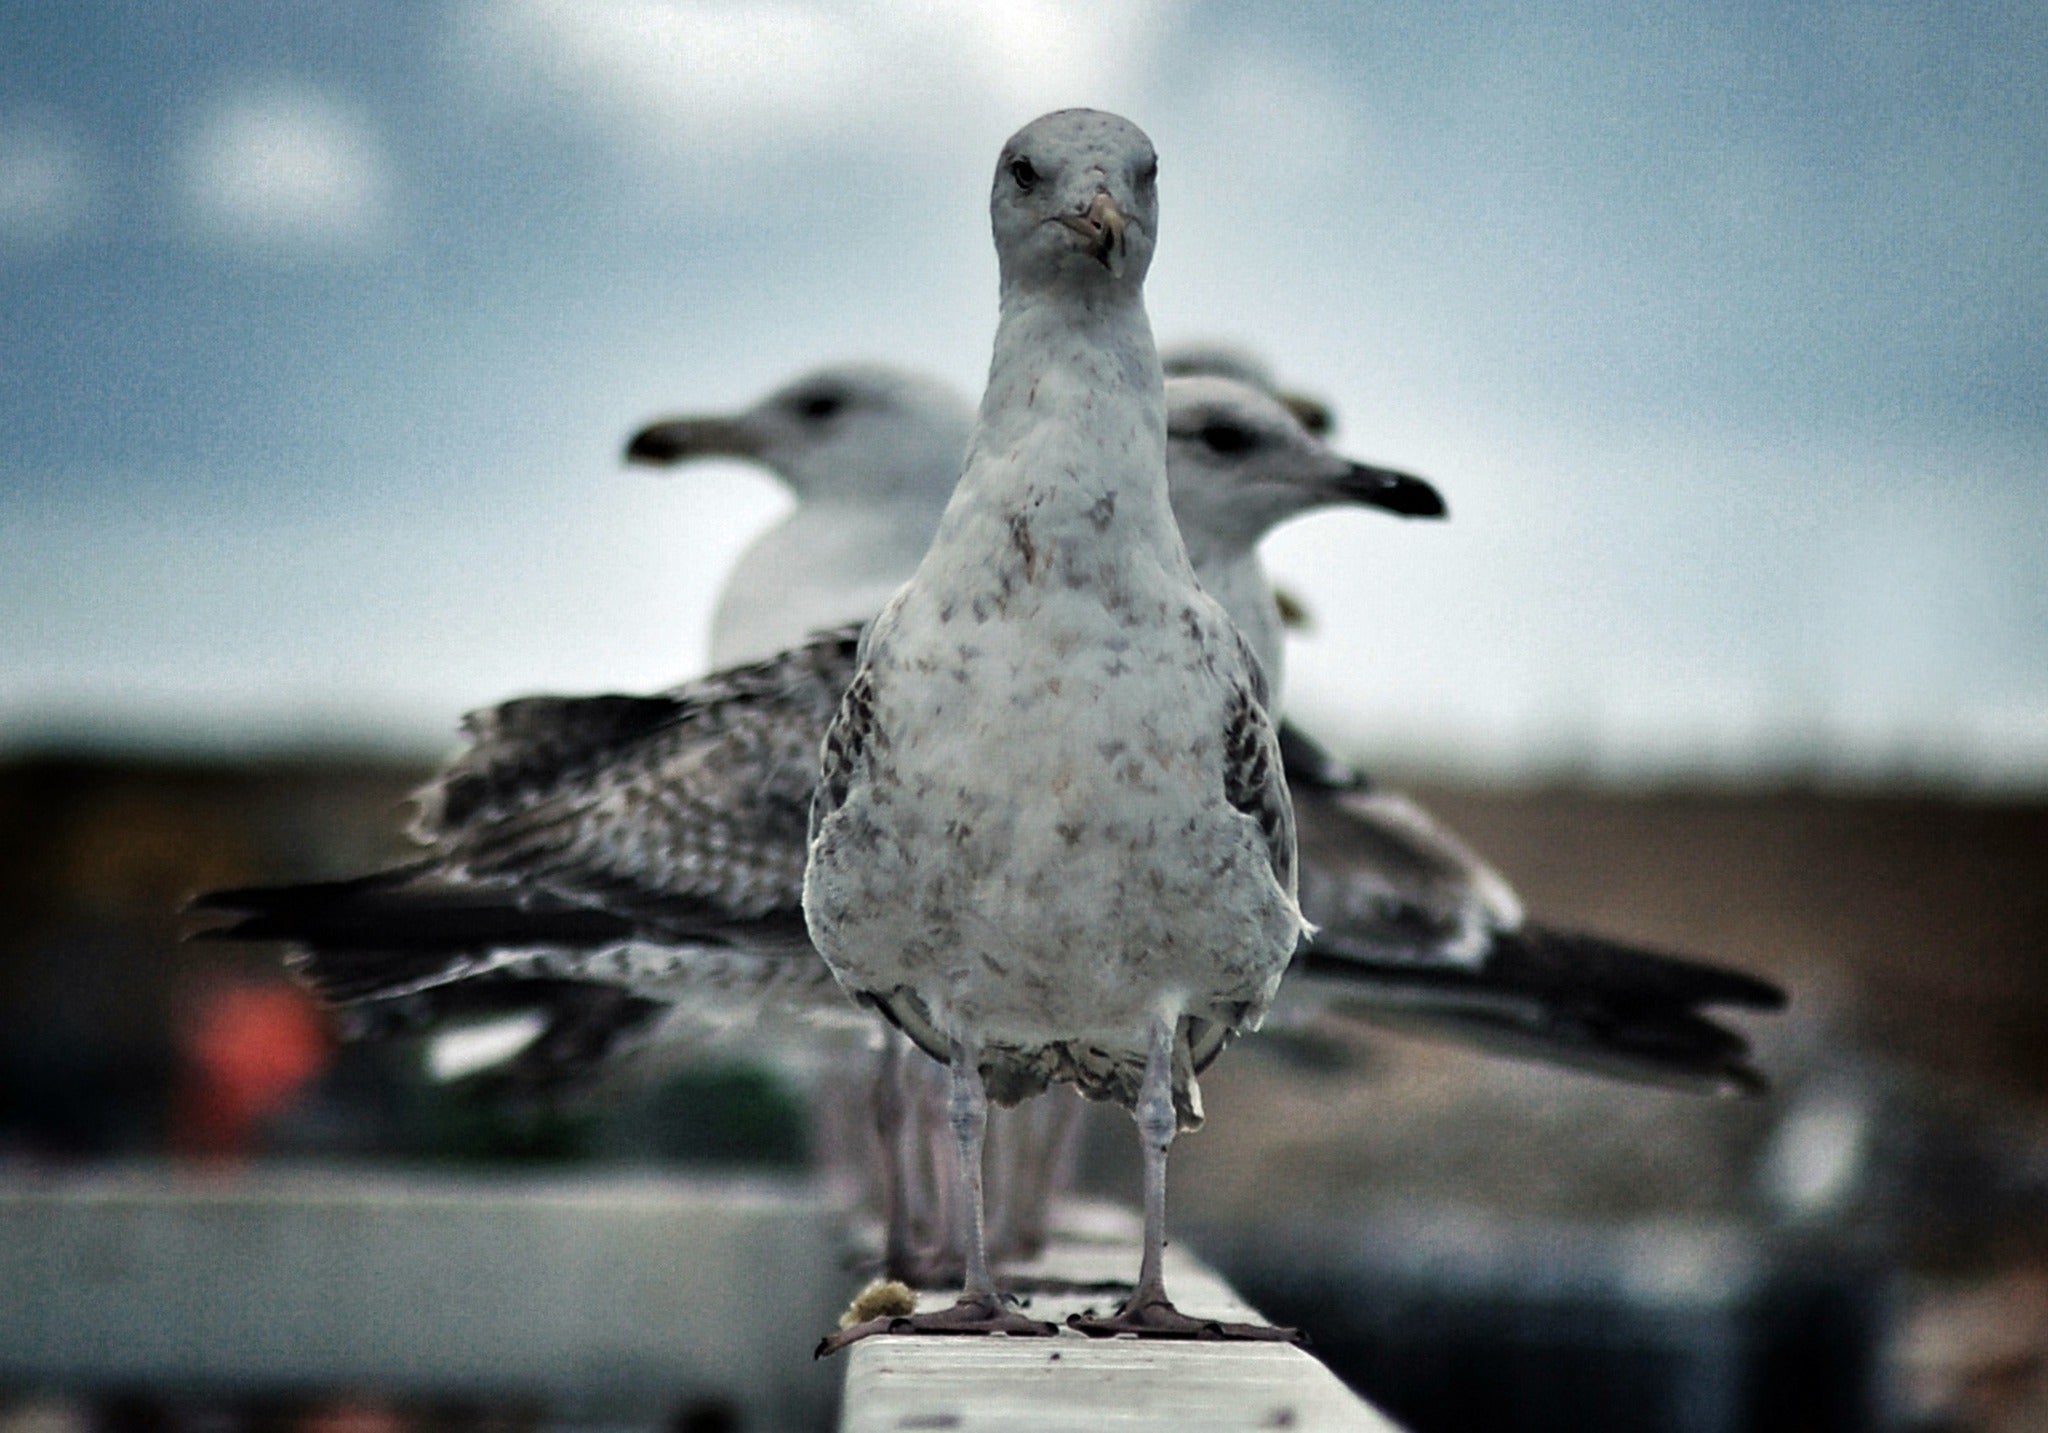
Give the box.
[1138,157,1158,186]
[1007,156,1039,191]
[1200,422,1256,456]
[796,392,843,422]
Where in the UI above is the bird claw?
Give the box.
[1066,1295,1304,1344]
[816,1295,1060,1357]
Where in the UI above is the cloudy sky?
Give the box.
[4,1,2043,788]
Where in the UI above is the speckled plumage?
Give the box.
[803,107,1321,1348]
[801,110,1306,1132]
[194,634,867,1060]
[415,632,858,925]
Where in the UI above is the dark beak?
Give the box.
[1336,461,1447,519]
[623,416,758,466]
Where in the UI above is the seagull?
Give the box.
[802,108,1307,1346]
[1163,339,1333,437]
[626,365,974,669]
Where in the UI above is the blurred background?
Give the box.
[3,3,2044,1431]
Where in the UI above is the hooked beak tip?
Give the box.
[625,425,686,465]
[1058,192,1130,271]
[1345,464,1448,519]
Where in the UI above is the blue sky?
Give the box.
[3,1,2044,787]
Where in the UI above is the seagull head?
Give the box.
[1165,376,1447,562]
[992,109,1159,291]
[623,363,974,506]
[1163,340,1336,437]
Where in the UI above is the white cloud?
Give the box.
[0,117,94,246]
[178,84,392,255]
[450,0,1177,171]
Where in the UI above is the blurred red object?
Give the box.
[170,980,332,1163]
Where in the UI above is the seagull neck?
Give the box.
[988,279,1155,389]
[957,283,1174,526]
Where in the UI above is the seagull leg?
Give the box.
[871,1033,922,1284]
[818,1042,1057,1356]
[920,1057,968,1283]
[994,1090,1082,1262]
[884,1046,968,1288]
[1069,1016,1301,1343]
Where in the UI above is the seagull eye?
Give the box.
[796,393,843,422]
[1200,422,1256,456]
[1007,157,1039,192]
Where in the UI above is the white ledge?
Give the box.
[838,1205,1401,1433]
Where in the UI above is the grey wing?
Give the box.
[811,594,903,842]
[1221,633,1296,899]
[1274,715,1517,967]
[809,666,875,843]
[413,693,689,841]
[426,631,862,928]
[1293,785,1521,966]
[1184,661,1299,1081]
[416,626,862,844]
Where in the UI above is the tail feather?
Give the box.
[1296,922,1785,1095]
[190,870,646,1004]
[1489,923,1785,1012]
[353,979,674,1099]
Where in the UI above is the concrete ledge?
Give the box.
[838,1206,1401,1433]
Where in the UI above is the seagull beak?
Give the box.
[623,416,761,467]
[1330,461,1447,519]
[1058,192,1129,272]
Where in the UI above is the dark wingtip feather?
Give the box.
[1512,923,1789,1013]
[184,865,433,941]
[1298,920,1785,1096]
[1276,720,1371,794]
[348,980,671,1100]
[184,866,645,1007]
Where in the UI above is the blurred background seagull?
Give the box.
[625,365,975,670]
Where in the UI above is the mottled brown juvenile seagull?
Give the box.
[804,108,1308,1349]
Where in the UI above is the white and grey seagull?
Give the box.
[626,365,975,670]
[801,108,1306,1345]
